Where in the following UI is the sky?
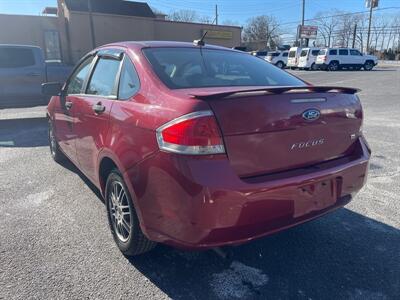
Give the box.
[0,0,399,32]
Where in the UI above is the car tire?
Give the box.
[275,61,284,69]
[105,169,157,256]
[310,63,318,71]
[48,119,66,163]
[364,61,374,71]
[328,61,339,71]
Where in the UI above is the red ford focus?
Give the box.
[43,41,370,256]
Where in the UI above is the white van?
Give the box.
[287,47,302,69]
[298,47,320,70]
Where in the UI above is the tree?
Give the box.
[313,11,338,47]
[167,9,198,22]
[242,15,280,48]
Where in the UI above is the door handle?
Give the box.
[65,101,73,110]
[26,72,41,77]
[92,102,106,114]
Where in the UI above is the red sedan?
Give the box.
[43,41,370,256]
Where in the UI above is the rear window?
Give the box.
[288,50,296,58]
[0,47,36,68]
[300,50,308,57]
[339,49,348,55]
[282,52,288,57]
[143,47,305,89]
[268,52,280,57]
[329,49,337,55]
[318,49,327,55]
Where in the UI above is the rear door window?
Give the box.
[339,49,349,55]
[350,49,362,56]
[143,47,305,89]
[329,49,337,55]
[0,47,36,68]
[87,57,121,96]
[311,50,319,56]
[282,52,288,57]
[300,50,308,57]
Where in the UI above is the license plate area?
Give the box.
[294,178,340,218]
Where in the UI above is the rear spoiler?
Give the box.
[190,86,360,100]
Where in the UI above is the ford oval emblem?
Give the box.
[302,109,321,121]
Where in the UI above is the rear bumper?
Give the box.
[125,137,370,250]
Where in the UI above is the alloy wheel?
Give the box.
[108,181,132,242]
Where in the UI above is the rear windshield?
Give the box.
[300,50,308,57]
[143,48,305,89]
[318,49,327,55]
[288,50,296,58]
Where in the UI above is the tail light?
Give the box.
[156,111,225,155]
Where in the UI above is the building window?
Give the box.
[44,31,61,61]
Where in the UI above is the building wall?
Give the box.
[154,19,241,48]
[0,14,59,51]
[0,9,242,65]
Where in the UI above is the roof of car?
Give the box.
[101,41,235,51]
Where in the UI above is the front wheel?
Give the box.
[275,61,284,69]
[106,170,156,256]
[328,61,339,71]
[364,61,374,71]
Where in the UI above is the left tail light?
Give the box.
[156,111,225,155]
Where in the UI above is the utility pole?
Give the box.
[366,0,379,53]
[88,0,96,49]
[215,4,218,25]
[301,0,305,46]
[352,23,357,48]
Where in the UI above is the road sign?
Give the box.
[298,25,318,39]
[365,0,379,8]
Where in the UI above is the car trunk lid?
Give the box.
[188,86,362,177]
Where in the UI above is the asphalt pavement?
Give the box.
[0,67,399,299]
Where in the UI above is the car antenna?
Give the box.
[193,31,207,46]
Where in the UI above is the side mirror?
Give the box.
[42,82,63,96]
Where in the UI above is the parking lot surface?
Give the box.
[1,68,399,299]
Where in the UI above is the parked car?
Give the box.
[287,47,303,69]
[315,48,378,71]
[298,47,320,70]
[44,41,370,256]
[251,50,268,59]
[265,51,288,68]
[0,44,72,108]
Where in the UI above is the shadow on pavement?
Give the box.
[0,117,48,148]
[128,209,400,299]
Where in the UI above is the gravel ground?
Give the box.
[0,68,399,300]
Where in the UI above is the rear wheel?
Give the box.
[328,61,339,71]
[48,119,66,163]
[275,61,284,69]
[310,63,318,71]
[105,169,156,256]
[364,61,374,71]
